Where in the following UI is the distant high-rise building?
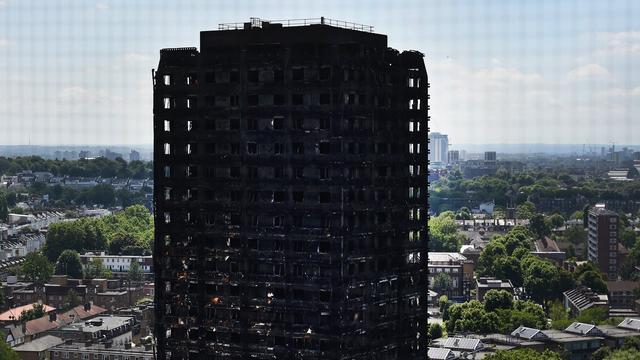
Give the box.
[484,151,497,162]
[447,150,459,164]
[79,150,91,159]
[129,150,141,162]
[428,132,448,164]
[587,204,619,280]
[153,18,427,360]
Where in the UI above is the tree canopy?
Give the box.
[428,212,466,252]
[44,205,153,262]
[21,252,53,286]
[55,250,84,279]
[484,349,563,360]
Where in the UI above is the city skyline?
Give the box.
[0,0,639,145]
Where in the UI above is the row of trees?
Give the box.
[443,289,547,334]
[431,168,640,215]
[428,211,467,252]
[20,250,144,287]
[0,156,152,179]
[476,226,608,304]
[43,204,154,262]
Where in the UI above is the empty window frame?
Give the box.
[186,143,196,155]
[248,69,259,82]
[293,143,304,154]
[247,95,259,106]
[272,116,284,130]
[292,67,304,81]
[164,120,170,132]
[293,191,304,203]
[163,143,171,155]
[163,74,172,85]
[163,97,172,109]
[272,191,286,203]
[319,93,331,105]
[319,192,331,203]
[409,99,421,110]
[186,73,196,85]
[292,94,304,105]
[293,117,304,130]
[247,142,258,154]
[318,142,331,155]
[319,118,330,130]
[319,66,331,80]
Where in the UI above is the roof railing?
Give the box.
[218,17,374,32]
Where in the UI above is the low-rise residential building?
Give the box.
[12,335,63,360]
[510,326,549,341]
[0,304,56,324]
[427,347,456,360]
[80,252,153,275]
[2,304,106,347]
[49,342,154,360]
[428,252,470,299]
[541,328,603,360]
[532,237,566,266]
[431,337,484,355]
[476,277,514,301]
[48,316,134,342]
[563,286,609,317]
[607,280,640,309]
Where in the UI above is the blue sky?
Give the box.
[0,0,638,145]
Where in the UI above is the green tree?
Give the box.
[577,270,608,293]
[433,272,452,295]
[529,214,551,238]
[547,214,565,229]
[55,250,84,279]
[63,289,82,309]
[592,346,612,360]
[21,252,53,286]
[564,225,587,245]
[483,289,513,312]
[109,233,139,255]
[428,213,466,251]
[44,219,107,261]
[516,201,536,220]
[85,258,112,279]
[127,260,144,283]
[484,349,563,360]
[606,348,640,359]
[570,210,584,221]
[438,295,449,315]
[427,323,443,343]
[0,333,20,360]
[522,256,574,305]
[0,193,8,222]
[18,303,46,321]
[445,300,501,334]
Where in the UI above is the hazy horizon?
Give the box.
[0,1,639,145]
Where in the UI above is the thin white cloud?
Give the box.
[566,64,610,81]
[59,86,88,101]
[96,2,108,11]
[123,52,153,64]
[595,31,640,56]
[0,37,8,48]
[631,87,640,97]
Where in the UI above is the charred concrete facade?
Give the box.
[153,18,427,360]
